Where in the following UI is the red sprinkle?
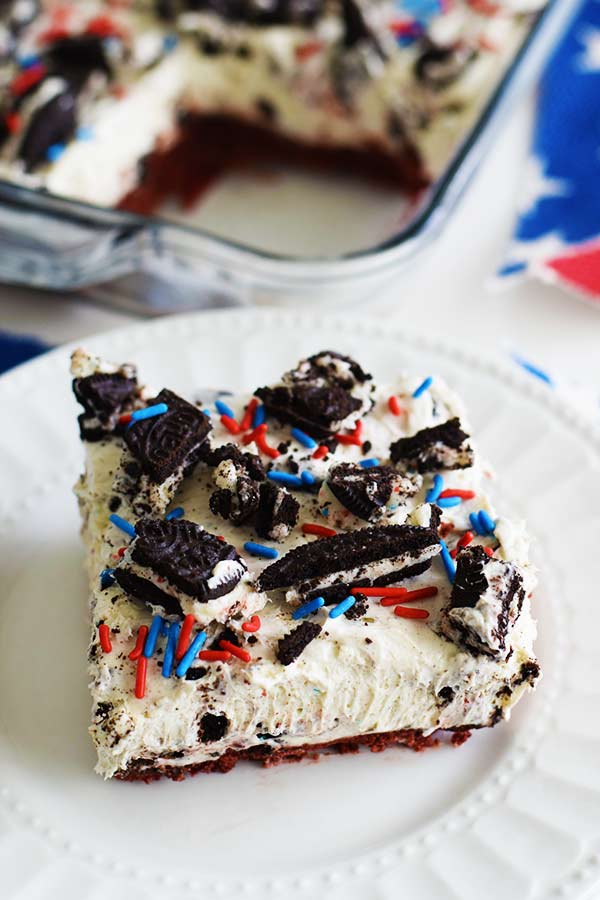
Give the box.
[451,530,475,558]
[5,112,21,134]
[483,546,494,557]
[380,593,407,607]
[388,396,402,416]
[219,640,251,662]
[335,420,363,446]
[353,585,408,597]
[239,398,258,431]
[117,546,127,558]
[302,523,337,538]
[199,650,232,662]
[98,624,112,653]
[118,412,132,424]
[85,15,125,38]
[36,26,70,45]
[383,586,438,605]
[295,40,323,61]
[129,625,148,661]
[10,63,46,96]
[394,606,429,620]
[176,614,195,661]
[312,444,329,460]
[242,422,266,445]
[135,656,147,699]
[221,414,240,435]
[439,489,476,500]
[256,428,280,459]
[242,615,261,633]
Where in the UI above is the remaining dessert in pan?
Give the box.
[71,348,539,781]
[1,0,545,211]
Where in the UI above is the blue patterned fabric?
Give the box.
[500,0,600,299]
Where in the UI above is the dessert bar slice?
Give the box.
[72,349,539,780]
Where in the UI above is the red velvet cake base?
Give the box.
[118,114,428,216]
[116,727,472,783]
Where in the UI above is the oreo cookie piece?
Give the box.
[438,546,526,658]
[124,389,211,484]
[19,83,78,172]
[414,41,476,91]
[276,621,322,666]
[326,463,418,522]
[73,371,138,441]
[255,481,300,542]
[115,517,246,607]
[390,418,474,473]
[205,443,266,481]
[208,444,266,525]
[258,523,440,600]
[255,350,373,439]
[46,35,113,85]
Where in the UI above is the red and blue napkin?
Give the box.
[499,0,600,301]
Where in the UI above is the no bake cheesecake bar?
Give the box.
[1,0,544,211]
[71,348,539,780]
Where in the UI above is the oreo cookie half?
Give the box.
[258,523,440,600]
[390,418,474,473]
[124,389,211,484]
[255,350,373,438]
[326,462,418,522]
[115,517,246,609]
[255,481,300,541]
[438,546,526,658]
[73,371,138,441]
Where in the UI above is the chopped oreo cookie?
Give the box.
[326,462,417,522]
[276,621,322,665]
[345,594,368,619]
[438,546,526,658]
[199,712,229,743]
[390,418,474,473]
[73,370,138,441]
[124,389,211,484]
[255,350,373,439]
[115,517,246,604]
[258,523,439,597]
[255,481,300,542]
[414,41,476,91]
[208,444,266,525]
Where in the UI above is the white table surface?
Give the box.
[1,95,599,390]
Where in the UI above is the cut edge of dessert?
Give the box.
[71,347,540,781]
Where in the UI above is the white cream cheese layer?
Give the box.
[74,358,538,779]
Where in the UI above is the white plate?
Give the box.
[1,309,599,900]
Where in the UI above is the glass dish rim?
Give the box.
[0,0,563,273]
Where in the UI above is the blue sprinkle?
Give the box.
[267,471,303,489]
[46,143,66,163]
[329,595,356,619]
[100,568,115,589]
[129,402,169,425]
[215,399,235,418]
[437,496,462,509]
[162,621,180,678]
[478,509,496,535]
[144,616,164,658]
[511,354,554,387]
[203,409,211,417]
[176,629,207,677]
[109,513,136,538]
[469,512,484,535]
[412,376,433,399]
[18,53,41,69]
[76,125,94,141]
[244,541,278,559]
[252,404,266,428]
[320,507,330,517]
[426,473,444,503]
[301,470,316,486]
[389,504,399,511]
[360,458,380,468]
[439,540,456,584]
[163,33,179,52]
[165,506,184,521]
[293,596,325,619]
[291,427,317,449]
[498,260,527,277]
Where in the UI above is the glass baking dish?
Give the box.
[0,0,578,313]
